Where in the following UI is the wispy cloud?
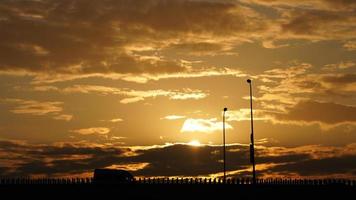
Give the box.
[109,118,123,123]
[161,115,186,120]
[6,99,63,115]
[15,43,49,56]
[169,89,208,100]
[70,127,111,135]
[343,41,356,51]
[120,88,208,104]
[323,61,356,71]
[253,63,356,129]
[2,98,72,121]
[226,109,269,122]
[180,118,232,133]
[33,85,59,92]
[244,0,356,11]
[61,85,208,104]
[106,163,150,172]
[270,101,356,130]
[7,66,248,85]
[115,67,247,84]
[63,85,124,95]
[52,114,73,121]
[119,97,145,104]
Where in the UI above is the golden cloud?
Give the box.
[161,115,186,120]
[252,63,356,129]
[244,0,356,11]
[109,118,124,123]
[70,127,111,135]
[1,98,73,121]
[0,0,354,86]
[225,109,269,121]
[52,114,73,121]
[323,61,356,71]
[180,118,233,133]
[58,84,209,103]
[343,41,356,51]
[0,0,264,83]
[270,101,356,129]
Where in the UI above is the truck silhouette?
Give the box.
[93,169,134,184]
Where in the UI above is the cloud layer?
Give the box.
[41,84,209,103]
[0,139,355,178]
[0,0,261,83]
[254,63,356,129]
[2,0,354,83]
[1,98,73,121]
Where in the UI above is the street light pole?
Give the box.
[223,107,227,183]
[247,79,256,185]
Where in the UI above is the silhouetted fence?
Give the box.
[0,177,355,187]
[133,178,356,187]
[0,177,93,185]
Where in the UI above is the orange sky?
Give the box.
[0,0,355,179]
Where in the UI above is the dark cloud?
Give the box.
[323,74,356,84]
[0,0,265,77]
[282,10,349,36]
[15,154,127,176]
[273,101,356,125]
[132,144,249,176]
[0,140,132,176]
[1,139,355,178]
[0,0,354,84]
[132,144,311,176]
[323,0,356,10]
[248,0,356,10]
[1,141,251,177]
[262,155,356,176]
[257,64,356,128]
[166,42,234,56]
[246,0,356,44]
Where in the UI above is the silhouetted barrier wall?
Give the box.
[0,177,355,187]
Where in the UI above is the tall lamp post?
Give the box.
[223,107,228,183]
[247,79,256,185]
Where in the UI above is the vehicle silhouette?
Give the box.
[93,169,134,184]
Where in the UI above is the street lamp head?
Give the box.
[247,79,252,83]
[223,107,228,112]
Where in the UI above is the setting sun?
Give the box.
[188,140,201,147]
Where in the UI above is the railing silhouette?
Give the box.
[0,177,355,187]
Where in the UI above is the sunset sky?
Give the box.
[0,0,355,179]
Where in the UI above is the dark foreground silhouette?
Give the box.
[93,168,134,184]
[0,177,355,199]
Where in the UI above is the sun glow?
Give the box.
[188,140,201,147]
